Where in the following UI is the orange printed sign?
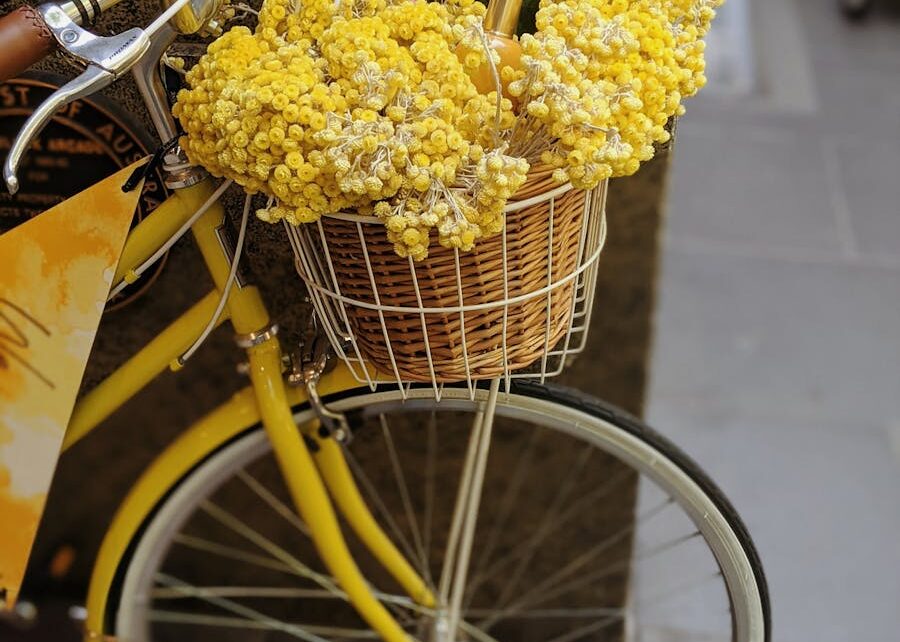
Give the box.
[0,162,145,607]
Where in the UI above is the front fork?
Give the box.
[244,335,434,642]
[185,178,433,641]
[285,333,500,642]
[288,331,436,608]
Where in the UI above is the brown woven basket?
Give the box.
[312,167,590,382]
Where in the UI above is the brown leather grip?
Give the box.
[0,5,57,83]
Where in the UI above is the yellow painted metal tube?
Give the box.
[313,436,436,608]
[186,184,270,335]
[83,363,369,640]
[112,178,269,335]
[112,183,211,287]
[84,386,263,639]
[246,339,411,642]
[63,291,226,452]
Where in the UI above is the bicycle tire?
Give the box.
[107,381,770,642]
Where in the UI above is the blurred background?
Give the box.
[644,0,900,640]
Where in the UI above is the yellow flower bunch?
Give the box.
[174,0,722,258]
[506,0,723,187]
[175,0,527,259]
[374,148,528,258]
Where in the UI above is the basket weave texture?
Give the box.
[317,168,589,382]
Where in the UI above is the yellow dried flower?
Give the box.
[175,0,721,258]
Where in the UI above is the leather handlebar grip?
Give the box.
[0,6,57,83]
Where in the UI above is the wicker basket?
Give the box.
[288,167,607,387]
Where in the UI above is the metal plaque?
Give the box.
[0,73,168,310]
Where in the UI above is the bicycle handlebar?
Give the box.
[2,0,218,193]
[0,5,56,82]
[0,0,135,83]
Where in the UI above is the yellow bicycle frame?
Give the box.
[64,179,433,641]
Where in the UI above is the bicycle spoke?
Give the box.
[421,410,437,583]
[199,500,344,598]
[466,607,626,619]
[483,445,594,609]
[465,462,632,599]
[344,449,421,567]
[150,610,381,638]
[151,586,344,600]
[386,598,503,642]
[480,559,632,633]
[150,573,422,642]
[237,469,311,537]
[173,533,298,576]
[638,569,723,607]
[543,614,622,642]
[378,413,431,584]
[156,543,416,607]
[505,498,673,611]
[479,500,679,629]
[384,598,417,630]
[457,620,503,642]
[500,526,701,622]
[153,573,332,642]
[468,429,540,590]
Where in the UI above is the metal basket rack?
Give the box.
[285,179,608,400]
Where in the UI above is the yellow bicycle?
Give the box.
[1,0,770,640]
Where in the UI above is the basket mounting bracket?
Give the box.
[288,325,352,443]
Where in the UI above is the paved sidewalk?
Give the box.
[645,1,900,640]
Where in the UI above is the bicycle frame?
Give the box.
[63,178,433,642]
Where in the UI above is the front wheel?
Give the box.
[110,381,770,642]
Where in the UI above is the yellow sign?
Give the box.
[0,162,145,607]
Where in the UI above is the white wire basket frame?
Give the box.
[285,180,608,401]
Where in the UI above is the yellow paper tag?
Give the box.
[0,161,146,607]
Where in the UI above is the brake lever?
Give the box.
[4,64,114,194]
[3,0,192,194]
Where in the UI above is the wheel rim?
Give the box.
[116,386,766,642]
